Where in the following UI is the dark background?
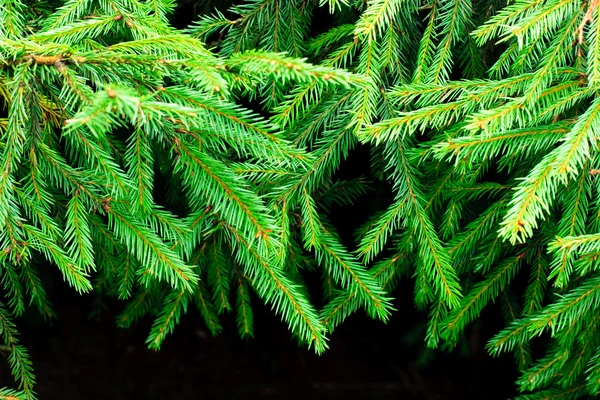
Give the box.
[0,276,518,399]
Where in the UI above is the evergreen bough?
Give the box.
[1,0,600,398]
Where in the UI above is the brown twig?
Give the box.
[577,0,600,44]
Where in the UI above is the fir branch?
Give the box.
[499,97,600,244]
[106,204,198,292]
[442,255,524,342]
[0,302,35,399]
[222,222,328,353]
[385,140,462,308]
[146,289,188,350]
[233,262,254,338]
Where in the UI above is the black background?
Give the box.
[0,275,518,399]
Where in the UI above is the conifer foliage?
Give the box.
[1,0,600,398]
